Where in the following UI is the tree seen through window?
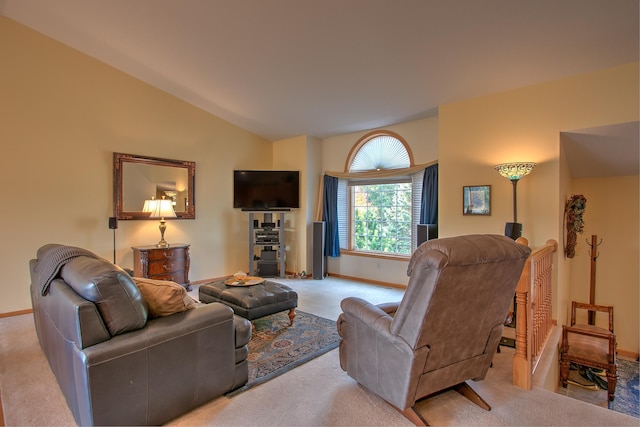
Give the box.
[352,182,412,254]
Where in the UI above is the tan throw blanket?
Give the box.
[35,245,101,296]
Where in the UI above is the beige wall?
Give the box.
[568,175,639,353]
[271,135,323,276]
[557,137,574,330]
[321,116,439,285]
[0,17,273,313]
[273,135,307,275]
[439,62,639,352]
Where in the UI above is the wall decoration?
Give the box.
[564,194,587,258]
[463,185,491,215]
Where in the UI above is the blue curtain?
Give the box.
[322,175,340,257]
[420,164,438,224]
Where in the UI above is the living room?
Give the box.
[0,1,638,423]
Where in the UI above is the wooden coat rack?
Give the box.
[587,234,603,325]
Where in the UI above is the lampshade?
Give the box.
[141,198,158,213]
[494,162,536,181]
[149,198,176,219]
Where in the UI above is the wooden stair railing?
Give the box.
[512,238,558,390]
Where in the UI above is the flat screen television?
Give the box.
[233,170,300,210]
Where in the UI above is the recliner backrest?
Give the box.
[390,234,531,369]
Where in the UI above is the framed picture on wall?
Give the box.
[463,185,491,215]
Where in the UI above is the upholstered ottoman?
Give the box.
[199,280,298,325]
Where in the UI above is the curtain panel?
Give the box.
[321,175,341,257]
[420,163,438,225]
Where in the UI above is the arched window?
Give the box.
[348,133,412,171]
[339,131,420,256]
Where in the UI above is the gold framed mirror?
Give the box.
[113,152,196,220]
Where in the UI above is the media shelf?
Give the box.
[248,211,286,278]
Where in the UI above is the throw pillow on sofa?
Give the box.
[133,277,196,317]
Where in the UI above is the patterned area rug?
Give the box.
[227,310,340,396]
[609,359,640,418]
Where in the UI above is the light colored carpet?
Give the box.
[1,277,637,426]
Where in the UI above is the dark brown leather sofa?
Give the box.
[29,244,251,426]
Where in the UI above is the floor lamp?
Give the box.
[494,162,536,240]
[494,161,536,342]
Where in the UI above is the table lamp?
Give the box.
[143,197,176,247]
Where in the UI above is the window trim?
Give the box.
[340,248,411,261]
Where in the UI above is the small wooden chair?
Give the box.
[560,301,617,401]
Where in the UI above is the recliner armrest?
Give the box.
[339,297,394,335]
[377,302,400,317]
[338,296,429,410]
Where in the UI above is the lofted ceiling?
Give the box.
[1,0,638,177]
[562,122,639,178]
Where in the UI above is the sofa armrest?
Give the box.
[74,302,239,426]
[30,277,111,349]
[234,315,251,348]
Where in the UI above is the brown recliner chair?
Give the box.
[337,234,531,425]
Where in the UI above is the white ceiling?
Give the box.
[1,0,638,176]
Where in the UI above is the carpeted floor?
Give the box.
[2,277,638,426]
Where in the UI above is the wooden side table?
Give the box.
[132,243,191,291]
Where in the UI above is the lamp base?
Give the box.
[505,222,522,240]
[156,219,170,248]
